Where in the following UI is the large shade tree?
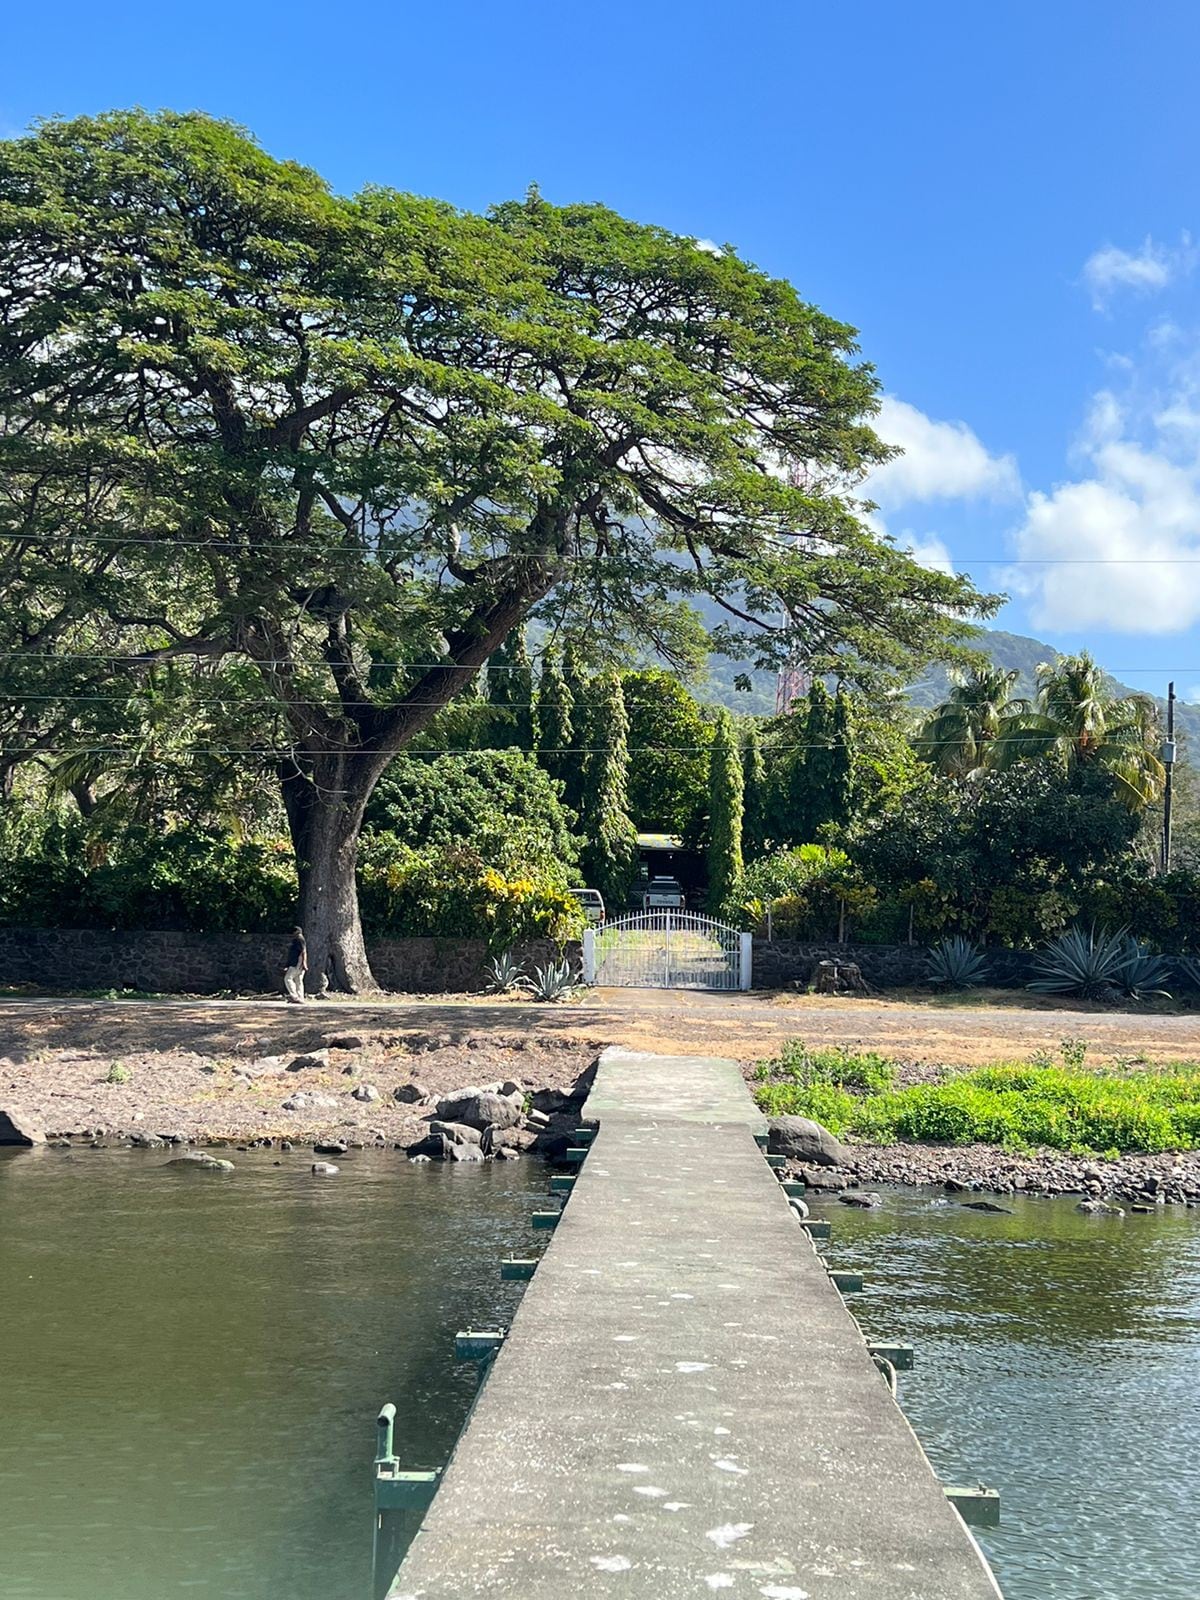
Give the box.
[0,110,991,989]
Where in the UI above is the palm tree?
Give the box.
[993,652,1164,809]
[915,665,1026,777]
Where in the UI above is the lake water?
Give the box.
[1,1146,1197,1600]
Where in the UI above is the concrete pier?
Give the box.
[388,1047,1003,1599]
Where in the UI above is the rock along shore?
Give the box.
[0,1026,600,1164]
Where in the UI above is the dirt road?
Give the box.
[2,985,1197,1067]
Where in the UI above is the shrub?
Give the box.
[1027,925,1134,999]
[485,950,527,992]
[0,812,295,932]
[756,1042,895,1094]
[1113,936,1174,1001]
[925,935,989,989]
[357,836,584,948]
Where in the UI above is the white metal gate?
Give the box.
[582,911,751,991]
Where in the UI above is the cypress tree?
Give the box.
[773,679,833,845]
[488,629,534,749]
[706,709,744,914]
[536,649,574,790]
[741,721,768,859]
[578,669,638,907]
[559,639,591,815]
[827,685,854,830]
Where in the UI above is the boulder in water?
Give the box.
[768,1116,850,1168]
[0,1108,43,1147]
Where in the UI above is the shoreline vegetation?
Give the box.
[755,1042,1200,1208]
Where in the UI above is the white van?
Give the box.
[569,887,606,924]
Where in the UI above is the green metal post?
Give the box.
[372,1404,441,1600]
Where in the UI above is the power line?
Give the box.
[0,734,1172,757]
[7,529,1200,564]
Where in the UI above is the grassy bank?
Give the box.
[753,1043,1200,1156]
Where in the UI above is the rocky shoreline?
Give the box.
[771,1119,1200,1210]
[0,1025,600,1165]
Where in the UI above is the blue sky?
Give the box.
[6,0,1200,695]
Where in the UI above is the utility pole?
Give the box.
[1162,681,1176,873]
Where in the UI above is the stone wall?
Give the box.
[749,938,1032,990]
[0,927,578,996]
[0,925,1036,995]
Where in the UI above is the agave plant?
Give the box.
[925,935,990,990]
[1177,954,1200,991]
[485,949,527,993]
[523,958,579,1002]
[1027,925,1133,999]
[1113,935,1174,1001]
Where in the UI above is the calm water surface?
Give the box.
[0,1145,541,1600]
[818,1187,1200,1600]
[2,1147,1198,1600]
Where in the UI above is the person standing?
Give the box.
[283,926,307,1003]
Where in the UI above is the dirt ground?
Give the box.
[1,985,1198,1143]
[3,989,1199,1194]
[4,984,1199,1068]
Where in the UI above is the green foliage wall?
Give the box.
[366,750,579,869]
[622,668,712,833]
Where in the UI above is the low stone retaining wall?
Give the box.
[749,939,1032,990]
[0,927,576,996]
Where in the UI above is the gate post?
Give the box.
[739,931,753,991]
[582,927,596,984]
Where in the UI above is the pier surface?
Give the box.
[389,1047,1002,1599]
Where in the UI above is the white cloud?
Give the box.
[901,534,956,575]
[694,238,724,256]
[1081,234,1196,311]
[865,396,1020,509]
[1009,434,1200,634]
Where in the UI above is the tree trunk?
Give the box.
[280,759,381,995]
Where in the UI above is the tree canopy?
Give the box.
[0,109,993,987]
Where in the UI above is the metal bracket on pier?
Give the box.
[944,1485,1001,1527]
[532,1209,561,1230]
[753,1131,769,1149]
[866,1339,913,1371]
[501,1257,538,1281]
[455,1329,508,1363]
[562,1146,590,1165]
[765,1153,786,1170]
[372,1403,441,1600]
[781,1178,806,1198]
[829,1268,864,1293]
[573,1126,597,1145]
[798,1217,831,1241]
[549,1173,576,1194]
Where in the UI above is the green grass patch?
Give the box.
[754,1054,1200,1156]
[752,1042,895,1094]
